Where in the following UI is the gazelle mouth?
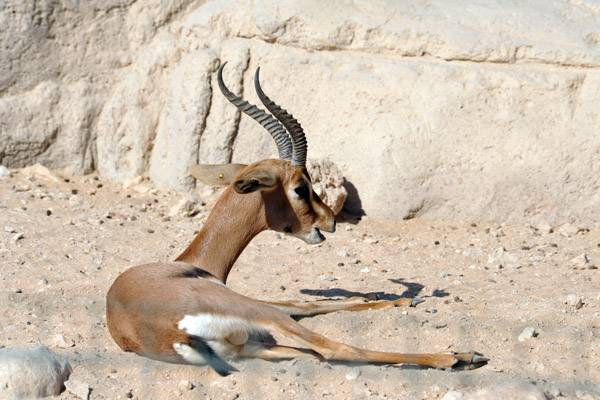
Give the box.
[290,227,326,245]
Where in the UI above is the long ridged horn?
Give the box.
[217,63,293,160]
[254,67,308,168]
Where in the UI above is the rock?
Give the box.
[442,391,464,400]
[345,366,361,380]
[123,175,144,189]
[64,379,90,400]
[21,163,61,183]
[535,222,553,235]
[518,327,536,342]
[169,198,195,218]
[566,294,583,309]
[97,32,181,182]
[149,50,218,191]
[463,380,548,400]
[0,82,99,174]
[0,165,10,178]
[555,223,580,237]
[571,253,596,270]
[0,345,72,398]
[187,190,205,205]
[3,0,600,228]
[50,334,75,349]
[548,386,562,398]
[177,379,194,391]
[306,159,348,215]
[487,247,519,268]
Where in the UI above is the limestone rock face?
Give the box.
[2,0,600,226]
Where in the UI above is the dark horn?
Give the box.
[217,63,293,160]
[254,67,307,168]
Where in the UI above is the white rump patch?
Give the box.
[178,313,256,341]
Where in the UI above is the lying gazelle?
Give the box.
[106,63,488,376]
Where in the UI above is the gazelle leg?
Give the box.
[262,316,488,369]
[238,342,322,360]
[263,296,423,316]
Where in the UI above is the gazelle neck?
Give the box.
[175,188,267,283]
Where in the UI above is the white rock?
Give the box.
[487,247,519,266]
[149,50,218,191]
[3,0,600,228]
[345,366,361,380]
[555,223,580,237]
[0,345,72,398]
[571,253,595,270]
[49,334,75,349]
[442,391,464,400]
[463,381,548,400]
[518,327,536,342]
[535,222,553,235]
[0,165,10,178]
[123,175,144,189]
[64,379,90,400]
[169,198,195,218]
[566,294,583,309]
[177,379,194,391]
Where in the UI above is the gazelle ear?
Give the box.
[233,169,278,194]
[190,164,247,187]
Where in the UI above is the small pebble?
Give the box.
[566,294,583,309]
[64,379,90,400]
[345,366,361,380]
[518,327,536,342]
[0,165,11,178]
[177,380,194,391]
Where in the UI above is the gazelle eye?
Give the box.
[294,185,309,199]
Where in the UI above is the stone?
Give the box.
[571,253,595,270]
[50,333,75,349]
[566,294,583,309]
[0,82,99,174]
[463,381,548,400]
[487,247,519,267]
[0,344,72,398]
[149,50,218,191]
[169,198,195,218]
[306,158,348,215]
[555,223,580,237]
[442,391,464,400]
[64,379,91,400]
[2,0,600,227]
[97,32,181,182]
[518,327,536,342]
[0,165,10,178]
[21,163,61,183]
[345,366,361,380]
[177,379,194,391]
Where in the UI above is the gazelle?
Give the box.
[106,63,488,376]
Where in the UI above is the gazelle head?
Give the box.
[190,63,336,244]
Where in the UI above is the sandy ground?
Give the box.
[1,166,599,400]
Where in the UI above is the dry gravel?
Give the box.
[1,166,599,399]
